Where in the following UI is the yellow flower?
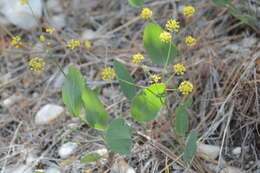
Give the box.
[11,36,22,48]
[85,40,91,49]
[28,57,46,72]
[101,67,116,81]
[150,75,161,83]
[39,35,46,41]
[173,63,186,75]
[165,19,180,32]
[140,8,153,19]
[132,53,144,64]
[183,5,196,17]
[46,28,55,34]
[47,42,52,46]
[185,36,196,47]
[67,39,81,50]
[178,81,193,95]
[19,0,28,5]
[159,31,172,43]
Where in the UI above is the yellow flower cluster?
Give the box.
[178,81,193,95]
[140,8,153,19]
[39,35,46,41]
[159,31,172,43]
[185,36,196,47]
[173,63,186,75]
[132,53,144,64]
[84,40,91,49]
[183,5,196,17]
[19,0,28,5]
[150,75,161,83]
[101,67,116,81]
[67,39,81,50]
[46,28,55,35]
[165,19,180,32]
[11,36,22,48]
[28,57,46,72]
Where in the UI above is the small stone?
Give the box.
[197,143,220,160]
[242,37,257,48]
[50,14,66,30]
[81,29,98,40]
[5,164,32,173]
[58,142,78,159]
[45,167,61,173]
[26,152,38,165]
[232,147,241,155]
[46,0,62,13]
[220,167,245,173]
[35,104,64,125]
[111,159,136,173]
[2,94,22,107]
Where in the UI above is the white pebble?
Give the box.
[46,0,62,13]
[35,104,64,125]
[58,142,78,159]
[50,14,66,30]
[5,164,32,173]
[0,0,42,29]
[232,147,241,155]
[197,143,220,160]
[45,167,61,173]
[81,29,98,40]
[2,94,22,107]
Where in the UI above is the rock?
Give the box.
[2,94,22,107]
[232,147,241,155]
[58,142,78,159]
[4,164,32,173]
[0,0,42,29]
[241,37,257,48]
[111,159,136,173]
[45,167,61,173]
[50,14,66,30]
[197,143,220,160]
[26,152,38,165]
[81,29,98,40]
[220,167,245,173]
[35,104,64,125]
[226,44,240,52]
[46,0,62,13]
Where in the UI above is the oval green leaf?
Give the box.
[113,60,136,100]
[128,0,144,8]
[175,98,192,136]
[81,87,109,131]
[131,83,166,122]
[105,118,132,155]
[80,153,102,163]
[211,0,230,6]
[62,67,85,117]
[143,23,177,66]
[183,130,198,162]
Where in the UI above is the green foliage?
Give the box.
[131,83,166,122]
[81,87,109,131]
[175,99,192,136]
[183,130,198,162]
[105,118,132,155]
[128,0,144,8]
[143,23,177,66]
[113,60,137,100]
[80,153,102,163]
[211,0,230,6]
[62,67,85,117]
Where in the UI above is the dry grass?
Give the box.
[0,0,259,172]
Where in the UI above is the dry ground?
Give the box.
[0,0,259,172]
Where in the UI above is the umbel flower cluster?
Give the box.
[100,5,196,95]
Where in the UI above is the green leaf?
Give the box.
[183,130,198,162]
[143,23,177,66]
[81,87,109,131]
[62,67,85,117]
[128,0,144,8]
[113,60,136,100]
[211,0,229,6]
[131,83,166,122]
[80,153,102,163]
[105,118,132,155]
[175,98,192,136]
